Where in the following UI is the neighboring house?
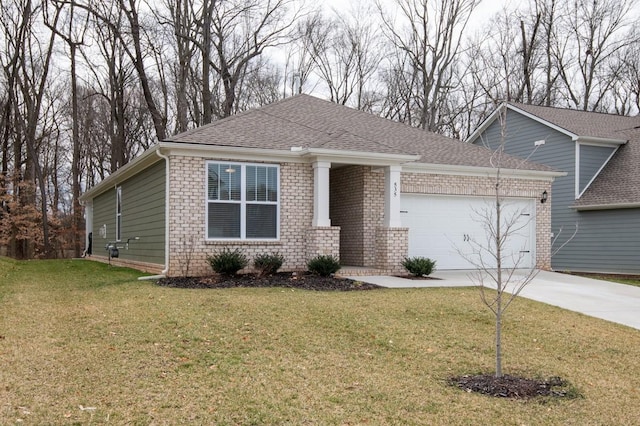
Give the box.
[79,95,560,277]
[468,102,640,274]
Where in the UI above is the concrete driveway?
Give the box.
[347,270,640,330]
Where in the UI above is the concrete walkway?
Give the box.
[346,270,640,330]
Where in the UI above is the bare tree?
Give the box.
[45,0,89,257]
[378,0,478,132]
[202,0,302,119]
[299,4,382,109]
[609,34,640,115]
[0,0,62,258]
[554,0,640,111]
[466,110,576,378]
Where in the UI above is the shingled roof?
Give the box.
[166,94,552,172]
[574,126,640,208]
[505,103,640,208]
[511,103,636,141]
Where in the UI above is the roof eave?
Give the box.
[158,141,306,162]
[465,102,507,145]
[402,162,566,181]
[573,135,628,146]
[301,148,420,166]
[79,145,162,202]
[574,202,640,211]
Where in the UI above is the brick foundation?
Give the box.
[375,227,409,274]
[305,226,341,261]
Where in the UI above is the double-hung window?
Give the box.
[206,162,279,240]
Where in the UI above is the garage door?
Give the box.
[401,194,535,270]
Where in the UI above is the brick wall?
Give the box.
[167,157,318,276]
[330,166,385,267]
[363,168,385,266]
[330,166,364,265]
[166,155,552,276]
[375,227,409,274]
[305,227,340,260]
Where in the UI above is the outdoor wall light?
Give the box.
[541,190,548,204]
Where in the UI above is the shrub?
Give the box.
[253,252,285,276]
[307,255,341,277]
[402,256,436,277]
[206,248,248,275]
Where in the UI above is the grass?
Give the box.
[599,277,640,288]
[1,258,640,424]
[570,271,640,288]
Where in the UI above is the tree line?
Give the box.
[1,0,638,259]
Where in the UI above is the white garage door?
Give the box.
[401,194,535,270]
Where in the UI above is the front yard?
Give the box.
[1,258,639,424]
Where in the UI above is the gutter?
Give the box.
[80,145,162,201]
[156,148,170,275]
[572,135,627,146]
[401,162,566,181]
[573,202,640,211]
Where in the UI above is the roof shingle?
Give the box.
[167,95,552,172]
[507,103,640,207]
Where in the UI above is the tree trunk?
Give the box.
[70,43,82,258]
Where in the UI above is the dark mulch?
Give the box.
[156,271,382,291]
[450,374,577,399]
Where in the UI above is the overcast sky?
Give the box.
[321,0,524,30]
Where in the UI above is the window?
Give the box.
[206,162,279,240]
[116,186,122,241]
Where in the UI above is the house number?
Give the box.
[394,182,398,197]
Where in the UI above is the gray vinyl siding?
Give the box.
[476,109,640,273]
[91,159,166,265]
[562,208,640,273]
[578,145,614,194]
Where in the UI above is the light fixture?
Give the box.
[541,190,548,204]
[225,167,236,173]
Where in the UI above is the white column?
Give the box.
[384,165,402,227]
[312,161,332,227]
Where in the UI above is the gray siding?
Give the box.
[579,145,614,194]
[477,110,640,273]
[92,159,166,265]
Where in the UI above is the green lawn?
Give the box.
[600,277,640,288]
[1,258,640,424]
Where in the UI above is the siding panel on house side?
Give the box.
[92,159,166,266]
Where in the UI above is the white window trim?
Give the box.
[205,161,280,241]
[115,186,122,241]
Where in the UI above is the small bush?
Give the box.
[206,248,248,276]
[307,255,341,277]
[253,252,285,276]
[402,256,436,277]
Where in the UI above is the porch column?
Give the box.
[384,165,402,227]
[312,161,331,227]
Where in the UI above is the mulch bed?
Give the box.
[156,271,382,291]
[450,374,575,399]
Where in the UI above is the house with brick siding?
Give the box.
[80,95,562,277]
[468,103,640,274]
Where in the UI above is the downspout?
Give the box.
[156,147,170,275]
